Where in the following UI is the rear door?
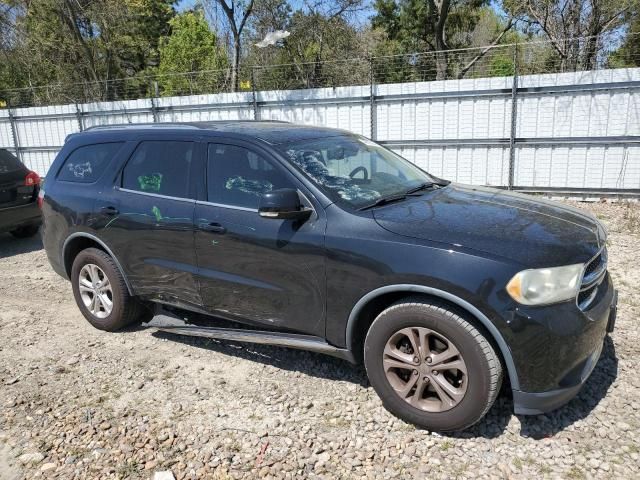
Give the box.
[0,149,33,209]
[96,138,203,309]
[193,140,327,336]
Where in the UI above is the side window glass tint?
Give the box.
[0,149,23,173]
[207,144,294,209]
[122,141,194,199]
[58,143,123,183]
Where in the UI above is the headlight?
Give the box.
[506,264,583,306]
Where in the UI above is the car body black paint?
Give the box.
[92,138,203,308]
[0,149,41,234]
[372,184,605,267]
[41,122,616,415]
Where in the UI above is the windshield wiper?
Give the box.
[357,193,408,211]
[404,182,437,195]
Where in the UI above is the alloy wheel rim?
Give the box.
[383,326,468,412]
[78,264,113,319]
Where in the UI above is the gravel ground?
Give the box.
[0,200,639,480]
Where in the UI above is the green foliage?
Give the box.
[609,18,640,67]
[157,10,229,95]
[0,0,639,106]
[370,31,418,83]
[488,55,515,76]
[371,0,511,79]
[502,0,637,71]
[1,0,177,105]
[373,0,489,52]
[247,9,372,89]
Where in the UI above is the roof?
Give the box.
[82,121,350,145]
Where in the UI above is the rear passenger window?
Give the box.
[58,143,123,183]
[122,141,194,199]
[0,149,23,173]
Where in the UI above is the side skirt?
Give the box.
[146,313,357,364]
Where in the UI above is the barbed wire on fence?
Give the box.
[2,32,639,109]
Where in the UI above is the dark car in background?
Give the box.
[40,122,616,432]
[0,149,41,238]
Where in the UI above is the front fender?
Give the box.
[345,284,520,390]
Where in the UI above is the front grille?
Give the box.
[578,247,607,311]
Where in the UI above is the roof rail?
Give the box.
[83,120,290,132]
[84,123,198,132]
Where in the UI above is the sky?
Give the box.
[177,0,196,10]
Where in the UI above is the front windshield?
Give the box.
[276,135,437,209]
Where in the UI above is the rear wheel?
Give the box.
[364,298,502,432]
[71,247,142,331]
[10,225,39,238]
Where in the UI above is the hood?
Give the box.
[373,184,605,267]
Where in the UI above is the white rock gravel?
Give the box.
[152,472,176,480]
[0,201,639,479]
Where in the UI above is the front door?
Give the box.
[194,141,326,337]
[96,139,202,309]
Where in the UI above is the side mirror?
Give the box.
[259,188,312,220]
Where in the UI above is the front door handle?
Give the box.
[100,206,119,215]
[198,222,226,234]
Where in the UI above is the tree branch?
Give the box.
[238,0,255,35]
[457,19,514,79]
[526,1,567,58]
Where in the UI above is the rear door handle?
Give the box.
[198,222,226,234]
[100,206,119,215]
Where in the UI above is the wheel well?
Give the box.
[349,291,408,363]
[348,291,510,386]
[63,236,107,277]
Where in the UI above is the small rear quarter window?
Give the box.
[58,142,124,183]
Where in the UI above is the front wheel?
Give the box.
[364,298,503,432]
[71,247,143,331]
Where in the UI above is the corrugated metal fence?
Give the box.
[1,67,639,195]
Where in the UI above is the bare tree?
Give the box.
[203,0,256,91]
[457,18,514,78]
[373,0,517,80]
[431,1,518,79]
[292,0,366,86]
[302,0,366,18]
[506,0,634,70]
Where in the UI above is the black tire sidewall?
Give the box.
[364,303,494,431]
[70,248,128,331]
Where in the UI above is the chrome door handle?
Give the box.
[198,222,226,234]
[100,206,119,215]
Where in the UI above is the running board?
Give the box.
[146,314,356,363]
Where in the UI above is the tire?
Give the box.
[71,247,142,331]
[364,297,503,432]
[10,225,40,238]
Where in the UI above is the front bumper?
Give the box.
[513,340,603,415]
[0,201,41,233]
[511,284,617,415]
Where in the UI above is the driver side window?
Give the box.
[207,144,296,209]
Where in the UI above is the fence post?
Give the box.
[6,100,21,162]
[150,81,159,123]
[75,103,84,131]
[508,43,519,190]
[251,67,260,121]
[369,57,376,141]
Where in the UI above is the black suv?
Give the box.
[42,122,616,431]
[0,149,42,238]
